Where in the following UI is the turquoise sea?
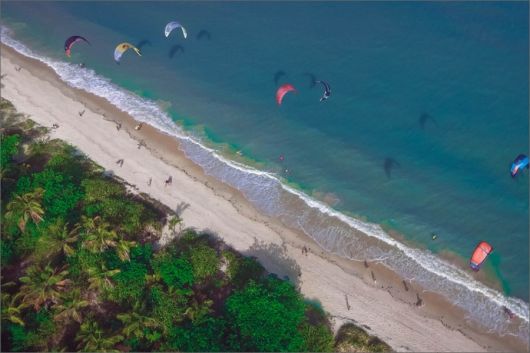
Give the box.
[2,1,528,339]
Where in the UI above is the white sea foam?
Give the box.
[2,25,528,340]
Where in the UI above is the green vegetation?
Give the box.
[335,323,392,352]
[1,98,389,352]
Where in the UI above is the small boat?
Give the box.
[469,241,493,271]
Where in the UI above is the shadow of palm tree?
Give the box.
[175,201,190,217]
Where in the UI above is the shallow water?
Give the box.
[2,1,528,339]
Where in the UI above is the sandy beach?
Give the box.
[1,45,526,352]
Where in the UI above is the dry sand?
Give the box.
[2,45,525,352]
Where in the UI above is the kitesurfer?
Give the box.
[469,241,493,271]
[510,154,529,177]
[315,80,331,102]
[114,43,141,63]
[276,84,296,105]
[64,35,90,57]
[165,21,188,39]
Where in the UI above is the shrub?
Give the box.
[223,250,265,288]
[1,134,20,166]
[152,253,194,289]
[186,244,219,281]
[335,323,392,353]
[225,277,306,351]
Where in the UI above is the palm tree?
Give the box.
[53,288,89,324]
[86,264,120,293]
[184,298,213,325]
[19,263,70,310]
[1,292,28,326]
[81,217,118,253]
[115,239,137,262]
[75,317,123,352]
[117,303,159,340]
[5,188,45,232]
[145,272,161,287]
[0,98,25,129]
[168,215,183,234]
[36,219,79,260]
[80,215,100,232]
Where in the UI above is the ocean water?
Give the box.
[2,1,528,339]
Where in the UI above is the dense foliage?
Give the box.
[1,99,346,352]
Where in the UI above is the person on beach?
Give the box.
[116,123,122,131]
[116,159,124,167]
[52,123,59,129]
[78,109,85,117]
[138,140,146,149]
[503,306,515,319]
[165,176,172,186]
[135,123,143,131]
[415,293,423,306]
[15,66,21,72]
[148,177,152,186]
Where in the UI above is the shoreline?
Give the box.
[1,44,527,352]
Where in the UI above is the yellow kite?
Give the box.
[114,42,141,63]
